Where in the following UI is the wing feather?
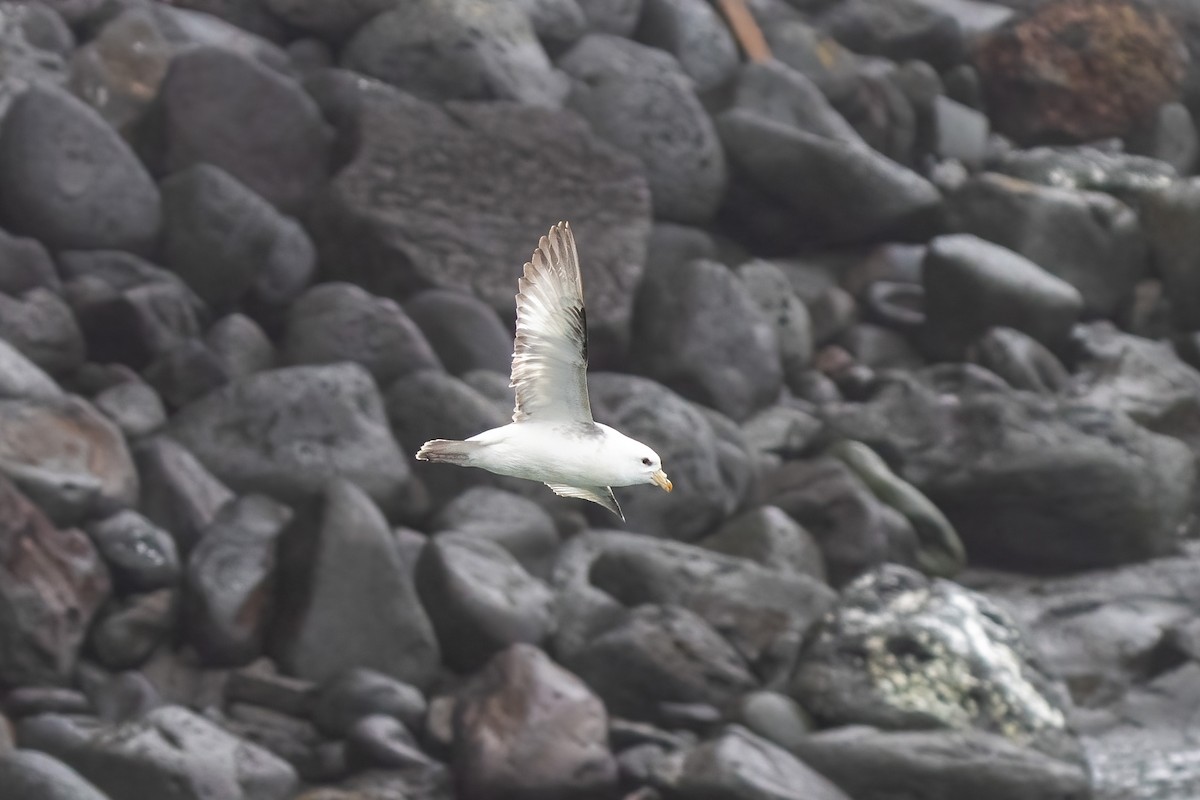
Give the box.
[545,483,623,519]
[510,221,593,423]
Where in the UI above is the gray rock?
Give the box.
[454,644,616,800]
[92,380,167,439]
[158,0,287,42]
[0,337,60,401]
[792,565,1076,759]
[258,0,395,39]
[4,687,91,719]
[736,691,814,752]
[566,602,754,725]
[308,77,649,364]
[403,289,512,377]
[0,5,68,122]
[386,369,524,506]
[1129,101,1199,175]
[933,95,989,165]
[794,726,1089,800]
[72,280,203,371]
[736,259,814,382]
[587,373,754,539]
[1141,177,1200,329]
[458,370,514,420]
[968,547,1200,709]
[948,173,1147,316]
[432,487,560,579]
[830,439,966,580]
[559,34,726,224]
[204,314,275,380]
[730,60,864,145]
[216,702,327,782]
[312,668,426,737]
[0,476,110,687]
[921,234,1082,358]
[632,258,781,422]
[0,226,59,295]
[0,289,83,376]
[823,370,1196,569]
[142,339,231,411]
[133,437,234,555]
[168,364,415,511]
[271,480,440,688]
[225,662,315,718]
[761,457,916,586]
[0,84,160,253]
[992,145,1177,198]
[88,588,174,670]
[818,0,964,68]
[17,705,298,800]
[514,0,586,48]
[139,46,330,214]
[553,530,833,686]
[579,0,642,36]
[966,327,1070,394]
[57,250,198,297]
[825,61,920,166]
[699,505,827,583]
[345,714,429,771]
[342,0,567,107]
[718,109,942,247]
[136,648,229,713]
[740,405,825,460]
[0,749,111,800]
[85,510,179,593]
[1068,322,1200,454]
[161,164,316,311]
[185,495,292,667]
[416,533,555,673]
[0,395,138,524]
[663,726,853,800]
[282,283,441,385]
[634,0,737,91]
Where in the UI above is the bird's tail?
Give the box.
[415,439,481,464]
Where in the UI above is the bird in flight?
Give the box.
[415,221,672,519]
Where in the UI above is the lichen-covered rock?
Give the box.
[792,565,1077,759]
[973,0,1188,143]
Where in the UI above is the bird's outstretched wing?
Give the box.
[510,221,593,424]
[545,483,623,520]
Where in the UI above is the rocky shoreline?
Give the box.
[0,0,1198,798]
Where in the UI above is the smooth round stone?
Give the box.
[85,510,180,593]
[738,691,814,751]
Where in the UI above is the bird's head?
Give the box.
[636,448,672,492]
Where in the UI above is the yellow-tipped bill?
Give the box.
[652,469,673,492]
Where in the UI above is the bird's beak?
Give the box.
[652,469,673,492]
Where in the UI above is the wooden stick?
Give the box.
[718,0,773,63]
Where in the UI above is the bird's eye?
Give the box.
[641,457,652,466]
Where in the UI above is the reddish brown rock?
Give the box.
[0,395,139,524]
[0,476,111,688]
[454,645,617,800]
[974,0,1188,144]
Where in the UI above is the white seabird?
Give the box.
[415,221,672,519]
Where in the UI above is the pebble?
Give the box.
[85,510,179,593]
